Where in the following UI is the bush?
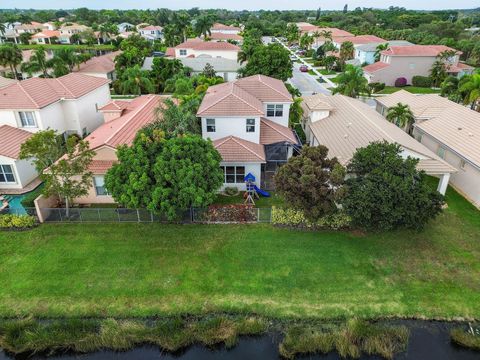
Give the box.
[412,75,433,87]
[450,328,480,350]
[199,205,257,223]
[271,207,351,230]
[368,82,385,93]
[20,185,44,208]
[0,214,36,229]
[394,77,407,87]
[224,187,239,196]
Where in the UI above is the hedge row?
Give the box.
[0,214,36,229]
[271,206,351,230]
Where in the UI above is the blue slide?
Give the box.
[254,185,270,197]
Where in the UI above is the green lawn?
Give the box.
[377,86,441,95]
[0,186,479,320]
[319,69,338,75]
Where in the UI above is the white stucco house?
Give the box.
[354,40,412,65]
[301,93,457,196]
[376,90,480,207]
[197,75,300,190]
[166,39,240,61]
[138,26,163,41]
[0,73,111,138]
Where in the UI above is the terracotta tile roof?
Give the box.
[302,96,334,111]
[381,45,460,57]
[74,51,120,74]
[260,118,297,144]
[211,23,241,31]
[175,39,240,51]
[0,73,110,110]
[165,47,175,57]
[304,94,456,174]
[448,62,474,73]
[86,95,167,150]
[88,160,116,174]
[0,76,17,89]
[32,30,60,38]
[235,75,292,102]
[315,27,353,37]
[197,82,264,117]
[334,35,386,45]
[213,136,266,162]
[208,32,243,41]
[363,61,391,73]
[0,125,32,159]
[141,25,163,31]
[99,100,130,111]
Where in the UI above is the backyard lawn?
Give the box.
[0,185,479,320]
[377,86,442,94]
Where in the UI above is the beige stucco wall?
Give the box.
[0,155,38,190]
[413,128,480,207]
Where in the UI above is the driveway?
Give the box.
[288,63,331,96]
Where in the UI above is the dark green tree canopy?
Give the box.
[274,145,345,220]
[239,43,292,81]
[343,141,444,231]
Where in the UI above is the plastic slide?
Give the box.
[253,185,270,197]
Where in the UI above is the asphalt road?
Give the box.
[288,63,331,96]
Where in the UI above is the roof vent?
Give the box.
[344,134,348,139]
[457,127,462,130]
[468,132,474,137]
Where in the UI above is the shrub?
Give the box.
[394,77,407,87]
[199,204,257,223]
[20,185,44,208]
[412,75,432,87]
[368,82,385,93]
[224,187,238,196]
[271,207,351,230]
[0,214,36,229]
[451,328,480,351]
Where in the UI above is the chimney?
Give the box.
[98,100,127,123]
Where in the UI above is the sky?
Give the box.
[0,0,478,11]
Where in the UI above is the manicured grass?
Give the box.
[0,186,479,319]
[377,86,441,95]
[319,69,337,75]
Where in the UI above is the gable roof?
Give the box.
[175,38,240,51]
[211,23,241,31]
[208,32,243,41]
[197,75,292,117]
[86,95,167,150]
[73,51,120,74]
[381,45,460,57]
[0,125,33,159]
[32,30,60,38]
[356,40,413,52]
[363,61,390,73]
[213,136,266,162]
[304,94,456,174]
[0,73,110,110]
[334,35,386,45]
[260,118,297,145]
[0,76,17,89]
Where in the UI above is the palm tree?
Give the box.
[339,41,354,63]
[374,43,389,62]
[440,76,461,102]
[52,48,80,72]
[332,64,370,98]
[19,32,33,45]
[430,60,447,87]
[386,102,415,133]
[320,30,333,41]
[460,73,480,111]
[119,65,155,95]
[21,46,50,77]
[194,15,214,38]
[299,33,314,50]
[0,43,23,79]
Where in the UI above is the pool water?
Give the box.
[2,194,27,214]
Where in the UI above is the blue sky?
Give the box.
[0,0,478,10]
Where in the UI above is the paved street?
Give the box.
[288,63,331,95]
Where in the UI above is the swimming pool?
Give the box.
[2,194,27,214]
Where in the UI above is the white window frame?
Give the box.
[93,176,109,196]
[266,104,284,117]
[246,118,255,133]
[221,166,246,184]
[18,111,36,127]
[0,164,16,184]
[206,118,216,132]
[179,49,187,56]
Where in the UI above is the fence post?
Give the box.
[137,209,140,222]
[150,211,154,223]
[58,208,62,222]
[257,208,260,223]
[117,209,120,222]
[79,209,83,222]
[98,208,101,222]
[190,207,194,223]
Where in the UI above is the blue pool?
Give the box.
[2,194,27,214]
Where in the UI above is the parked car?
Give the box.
[297,50,306,56]
[299,65,309,72]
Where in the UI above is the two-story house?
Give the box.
[207,23,243,43]
[138,26,163,41]
[376,90,480,207]
[363,45,474,86]
[0,73,111,194]
[197,75,300,190]
[167,39,240,60]
[354,40,412,65]
[58,24,89,44]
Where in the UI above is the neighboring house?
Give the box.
[117,22,135,33]
[197,75,299,190]
[142,55,243,82]
[376,90,480,207]
[355,40,412,65]
[363,45,474,86]
[332,35,387,49]
[0,76,17,89]
[31,30,61,44]
[72,95,168,204]
[301,93,456,195]
[0,73,111,137]
[210,23,241,35]
[42,22,57,31]
[58,24,89,44]
[0,22,21,43]
[206,32,243,43]
[0,125,37,192]
[293,23,353,48]
[118,31,134,39]
[73,51,120,80]
[0,50,54,79]
[138,26,163,41]
[168,39,240,60]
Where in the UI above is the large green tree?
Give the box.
[274,145,345,221]
[21,46,50,77]
[149,57,184,92]
[118,65,155,95]
[239,43,292,81]
[343,141,444,231]
[0,43,22,79]
[150,98,200,137]
[332,64,370,98]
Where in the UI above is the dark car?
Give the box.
[299,65,309,72]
